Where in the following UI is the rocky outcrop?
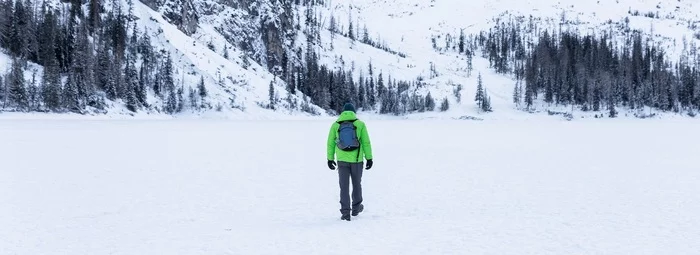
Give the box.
[140,0,200,36]
[163,0,199,35]
[144,0,297,74]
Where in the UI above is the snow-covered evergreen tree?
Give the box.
[269,81,276,110]
[458,29,465,54]
[8,58,28,110]
[425,92,435,111]
[63,74,80,113]
[177,86,184,113]
[27,71,40,111]
[475,73,485,107]
[347,12,355,41]
[188,86,197,110]
[513,80,522,106]
[608,98,618,118]
[481,92,492,112]
[165,89,177,114]
[440,98,449,112]
[454,83,463,103]
[162,53,175,95]
[124,61,140,112]
[198,76,208,99]
[357,72,366,110]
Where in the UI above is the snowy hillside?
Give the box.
[128,0,321,118]
[321,0,700,59]
[0,0,324,118]
[310,0,700,119]
[2,0,700,119]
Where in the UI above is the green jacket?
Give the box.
[327,111,373,163]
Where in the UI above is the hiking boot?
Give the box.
[351,204,364,216]
[341,214,351,221]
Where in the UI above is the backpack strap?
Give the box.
[355,123,361,161]
[336,119,357,131]
[336,119,357,125]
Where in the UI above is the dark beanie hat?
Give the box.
[343,103,356,113]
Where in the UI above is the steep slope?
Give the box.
[117,0,323,118]
[0,0,323,118]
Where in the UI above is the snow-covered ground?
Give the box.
[2,119,699,254]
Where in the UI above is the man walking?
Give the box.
[327,103,373,221]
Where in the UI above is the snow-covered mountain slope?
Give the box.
[328,0,700,56]
[3,0,700,119]
[308,0,700,119]
[125,0,322,118]
[0,0,321,118]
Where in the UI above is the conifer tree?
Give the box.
[269,81,276,110]
[475,73,485,107]
[481,92,492,112]
[124,61,139,112]
[9,0,28,58]
[377,71,385,100]
[188,86,197,109]
[440,98,450,111]
[358,74,366,109]
[8,58,28,110]
[24,0,38,63]
[177,86,184,112]
[136,63,148,106]
[513,80,522,105]
[425,92,435,111]
[165,89,177,114]
[42,63,62,111]
[27,71,40,111]
[63,74,80,113]
[0,0,11,50]
[454,83,463,103]
[367,62,376,108]
[362,25,370,44]
[459,29,465,53]
[608,97,618,118]
[348,13,355,41]
[88,0,101,32]
[198,76,207,98]
[163,53,175,93]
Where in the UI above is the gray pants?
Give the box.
[338,162,363,215]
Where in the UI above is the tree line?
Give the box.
[434,14,700,117]
[0,0,209,114]
[479,17,700,116]
[288,46,447,115]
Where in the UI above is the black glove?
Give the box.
[327,160,336,170]
[365,159,373,170]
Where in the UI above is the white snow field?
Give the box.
[2,119,700,254]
